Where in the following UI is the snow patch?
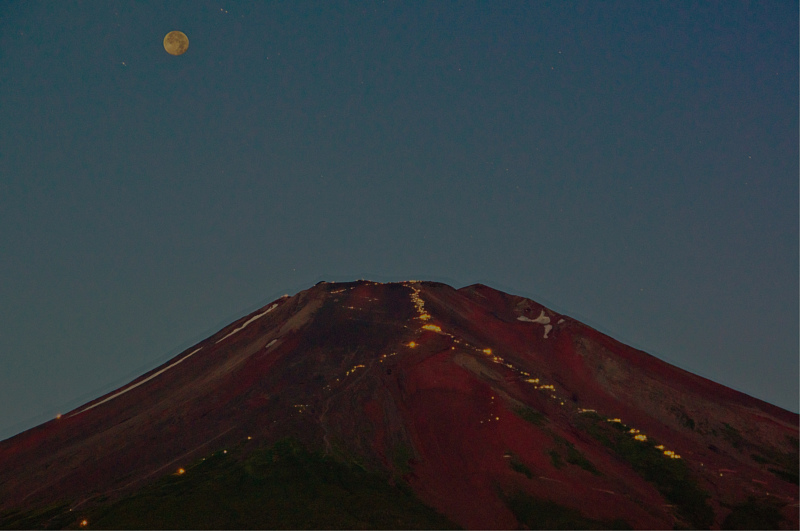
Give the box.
[517,310,552,338]
[557,318,565,324]
[517,310,550,325]
[265,339,277,349]
[71,346,203,416]
[216,303,278,344]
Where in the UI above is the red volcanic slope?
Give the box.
[0,280,797,529]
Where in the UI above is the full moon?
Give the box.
[163,31,189,56]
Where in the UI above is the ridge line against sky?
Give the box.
[0,1,797,441]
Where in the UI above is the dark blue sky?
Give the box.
[0,1,797,440]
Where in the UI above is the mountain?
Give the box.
[0,280,797,529]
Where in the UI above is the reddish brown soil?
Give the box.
[0,280,796,529]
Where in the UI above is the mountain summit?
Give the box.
[1,280,797,529]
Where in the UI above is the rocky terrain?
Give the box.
[0,280,797,529]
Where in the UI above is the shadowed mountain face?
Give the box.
[1,280,797,529]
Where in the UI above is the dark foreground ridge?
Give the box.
[1,280,797,529]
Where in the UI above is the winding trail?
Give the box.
[67,426,236,512]
[319,346,379,456]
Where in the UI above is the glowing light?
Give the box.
[607,418,622,423]
[663,450,675,457]
[247,436,252,440]
[346,364,366,376]
[80,519,88,527]
[629,428,639,434]
[55,414,62,420]
[408,342,417,348]
[495,416,499,420]
[634,434,647,442]
[408,286,431,323]
[482,348,492,355]
[422,324,442,332]
[525,378,540,384]
[177,468,185,475]
[655,445,665,450]
[578,408,596,413]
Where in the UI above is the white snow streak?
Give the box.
[71,347,203,416]
[215,304,278,344]
[265,339,277,349]
[517,310,552,338]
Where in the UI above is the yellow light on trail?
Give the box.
[177,468,185,475]
[422,324,442,332]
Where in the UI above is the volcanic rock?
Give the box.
[0,280,797,529]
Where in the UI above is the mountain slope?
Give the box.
[0,280,797,529]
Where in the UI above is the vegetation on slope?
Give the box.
[721,496,787,530]
[513,406,547,426]
[749,435,799,486]
[500,490,631,530]
[576,412,714,529]
[513,406,601,477]
[0,501,74,530]
[549,434,602,476]
[2,439,457,530]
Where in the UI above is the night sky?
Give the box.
[1,1,797,441]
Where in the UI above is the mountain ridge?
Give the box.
[0,279,796,529]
